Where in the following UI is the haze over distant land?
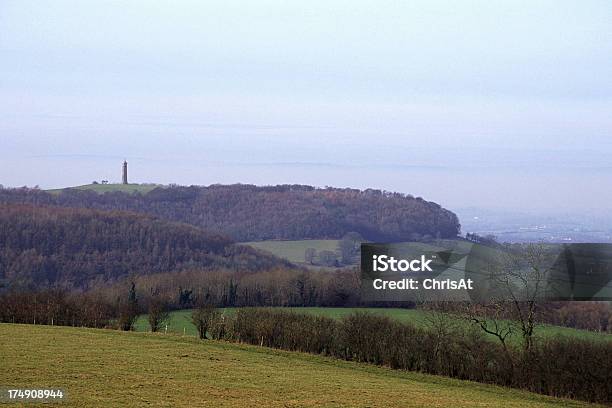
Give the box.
[1,1,611,214]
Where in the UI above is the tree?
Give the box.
[317,250,338,267]
[118,282,139,331]
[498,243,552,352]
[465,243,552,353]
[422,302,463,369]
[178,287,194,308]
[339,232,363,265]
[304,248,316,265]
[463,301,514,360]
[191,303,221,340]
[148,298,170,332]
[226,279,238,307]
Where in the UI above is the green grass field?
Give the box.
[243,238,475,267]
[0,324,600,407]
[46,183,161,194]
[135,307,612,347]
[245,239,344,265]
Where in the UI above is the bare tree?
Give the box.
[148,298,170,332]
[118,282,139,331]
[339,232,363,265]
[304,248,316,265]
[191,303,221,340]
[498,243,552,351]
[318,250,338,267]
[465,243,552,352]
[463,300,515,360]
[422,301,464,367]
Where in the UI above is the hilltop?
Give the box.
[47,183,161,194]
[2,183,461,242]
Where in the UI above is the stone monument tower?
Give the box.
[122,160,128,184]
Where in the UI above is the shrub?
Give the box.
[191,304,222,340]
[224,309,612,404]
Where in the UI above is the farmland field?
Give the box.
[135,307,612,346]
[245,239,344,265]
[244,238,476,267]
[0,324,599,407]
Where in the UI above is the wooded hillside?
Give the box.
[0,184,460,241]
[0,204,292,289]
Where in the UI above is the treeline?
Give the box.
[540,302,612,333]
[0,286,147,331]
[215,309,611,404]
[0,184,460,241]
[0,290,116,328]
[90,268,362,310]
[83,269,612,333]
[0,204,292,289]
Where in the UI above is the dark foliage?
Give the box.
[100,268,362,309]
[540,301,612,332]
[0,290,115,328]
[147,298,170,333]
[0,203,293,289]
[191,304,222,339]
[0,184,460,241]
[118,282,139,331]
[225,309,612,404]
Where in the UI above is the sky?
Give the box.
[1,0,611,214]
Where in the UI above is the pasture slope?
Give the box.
[0,324,598,407]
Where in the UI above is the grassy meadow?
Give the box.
[243,238,476,267]
[245,239,345,266]
[1,323,601,408]
[135,307,612,347]
[46,183,160,194]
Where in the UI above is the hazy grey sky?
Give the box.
[1,1,611,213]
